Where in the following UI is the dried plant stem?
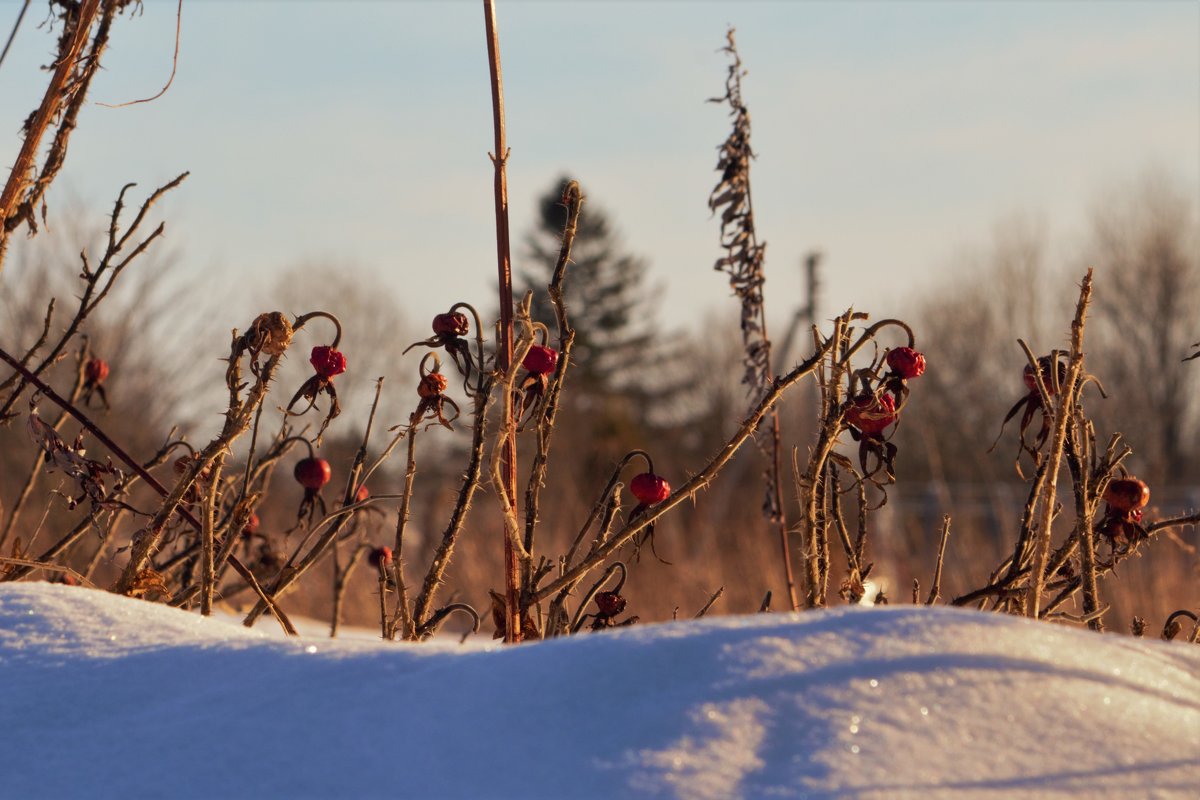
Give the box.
[411,378,492,634]
[199,455,225,616]
[1028,270,1093,617]
[521,181,583,602]
[695,587,724,618]
[0,0,102,267]
[1,174,188,420]
[0,347,87,552]
[926,516,951,605]
[534,336,835,603]
[482,0,520,644]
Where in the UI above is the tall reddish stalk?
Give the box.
[482,0,521,643]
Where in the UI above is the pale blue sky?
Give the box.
[1,0,1197,334]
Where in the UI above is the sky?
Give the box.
[0,0,1197,335]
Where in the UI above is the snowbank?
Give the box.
[1,583,1196,799]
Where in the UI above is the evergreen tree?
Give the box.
[518,178,689,464]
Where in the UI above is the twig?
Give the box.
[97,0,182,107]
[695,586,724,618]
[926,515,951,605]
[1028,270,1093,617]
[482,0,521,645]
[534,334,835,603]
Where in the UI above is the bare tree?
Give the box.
[1083,170,1200,483]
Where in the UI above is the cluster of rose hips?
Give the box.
[843,346,926,481]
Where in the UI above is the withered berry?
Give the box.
[309,346,347,379]
[595,590,627,617]
[84,358,109,384]
[418,372,448,399]
[432,312,470,337]
[294,457,332,490]
[886,347,925,379]
[1104,477,1150,513]
[845,392,897,436]
[522,345,558,375]
[368,546,393,568]
[630,472,671,505]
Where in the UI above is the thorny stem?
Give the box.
[411,376,493,634]
[0,343,295,633]
[521,180,584,602]
[1028,270,1093,618]
[482,0,521,645]
[926,516,951,605]
[0,345,87,552]
[0,0,103,269]
[534,335,835,603]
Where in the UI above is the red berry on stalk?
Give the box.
[418,372,448,399]
[595,590,626,617]
[309,346,347,379]
[432,312,470,337]
[242,512,260,537]
[368,546,393,568]
[1103,477,1150,513]
[845,392,897,436]
[294,457,332,490]
[886,347,925,379]
[522,345,558,375]
[84,358,109,384]
[630,472,671,505]
[355,484,369,503]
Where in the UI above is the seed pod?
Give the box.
[886,347,925,379]
[84,358,109,384]
[1104,477,1150,513]
[630,472,671,505]
[432,312,470,337]
[309,345,347,379]
[522,345,558,375]
[246,312,294,356]
[845,392,897,435]
[418,372,448,399]
[294,457,332,490]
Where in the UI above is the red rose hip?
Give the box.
[432,312,470,337]
[630,472,670,505]
[294,457,332,490]
[1103,477,1150,513]
[309,346,347,379]
[886,347,925,379]
[522,345,558,375]
[84,358,109,384]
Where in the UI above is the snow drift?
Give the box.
[1,583,1196,799]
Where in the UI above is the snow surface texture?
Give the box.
[1,584,1197,799]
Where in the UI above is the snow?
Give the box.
[1,584,1197,799]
